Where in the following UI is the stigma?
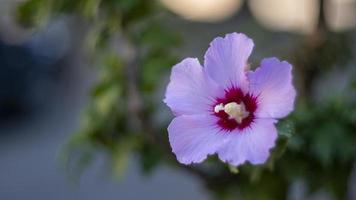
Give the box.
[214,102,249,123]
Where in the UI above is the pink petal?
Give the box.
[248,57,296,119]
[217,119,277,166]
[168,114,227,165]
[164,58,223,116]
[204,33,254,91]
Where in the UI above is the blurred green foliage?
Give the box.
[15,0,356,199]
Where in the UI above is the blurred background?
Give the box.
[0,0,355,199]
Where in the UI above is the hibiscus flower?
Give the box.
[164,33,296,166]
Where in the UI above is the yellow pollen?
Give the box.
[214,102,249,123]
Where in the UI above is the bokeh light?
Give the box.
[160,0,243,22]
[325,0,356,31]
[249,0,319,34]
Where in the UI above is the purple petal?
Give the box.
[168,114,227,165]
[217,118,277,166]
[248,57,296,119]
[164,58,223,116]
[204,33,254,91]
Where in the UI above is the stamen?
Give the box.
[214,103,224,113]
[214,102,249,123]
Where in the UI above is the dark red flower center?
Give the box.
[213,87,257,131]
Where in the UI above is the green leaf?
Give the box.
[79,0,101,20]
[138,142,162,175]
[141,54,176,91]
[351,78,356,89]
[141,24,180,48]
[277,119,295,138]
[111,140,131,179]
[16,0,51,28]
[59,132,97,183]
